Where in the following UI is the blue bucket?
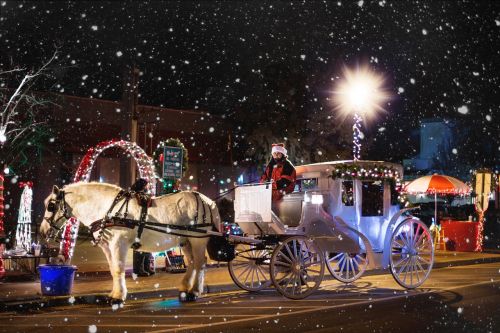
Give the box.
[38,264,77,296]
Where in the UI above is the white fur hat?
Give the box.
[271,143,287,156]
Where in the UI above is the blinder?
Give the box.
[44,189,73,239]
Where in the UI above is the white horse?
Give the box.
[39,182,221,304]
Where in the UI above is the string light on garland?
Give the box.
[74,139,157,195]
[59,217,80,264]
[331,163,402,186]
[14,181,33,253]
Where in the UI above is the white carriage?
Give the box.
[227,160,434,299]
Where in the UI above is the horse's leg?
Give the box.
[190,238,208,299]
[98,241,115,298]
[109,237,130,303]
[179,240,196,301]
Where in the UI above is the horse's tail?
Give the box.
[195,192,222,232]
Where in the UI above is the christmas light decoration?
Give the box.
[0,173,4,236]
[331,163,402,185]
[472,171,497,252]
[333,65,390,160]
[74,139,157,195]
[153,138,189,194]
[352,113,362,160]
[59,217,80,263]
[14,182,33,252]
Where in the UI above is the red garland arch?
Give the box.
[74,139,157,194]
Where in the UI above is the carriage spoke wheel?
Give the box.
[270,236,325,300]
[326,252,368,283]
[390,218,434,289]
[228,243,272,292]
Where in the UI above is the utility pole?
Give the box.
[120,66,140,188]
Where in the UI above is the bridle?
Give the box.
[44,190,73,240]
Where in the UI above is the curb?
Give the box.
[2,255,500,312]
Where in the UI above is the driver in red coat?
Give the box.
[260,143,296,201]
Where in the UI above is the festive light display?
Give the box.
[15,182,33,252]
[153,138,189,176]
[153,138,189,194]
[59,217,80,263]
[331,163,402,185]
[0,173,4,236]
[74,139,157,195]
[472,171,497,252]
[333,65,390,160]
[352,113,362,160]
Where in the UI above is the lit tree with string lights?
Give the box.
[0,50,59,277]
[332,65,390,160]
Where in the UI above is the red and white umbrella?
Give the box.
[404,174,470,224]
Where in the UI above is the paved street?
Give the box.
[1,262,498,333]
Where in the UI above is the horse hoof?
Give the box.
[179,291,197,302]
[110,298,124,308]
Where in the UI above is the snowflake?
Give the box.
[116,51,123,57]
[422,29,428,35]
[91,25,98,31]
[88,325,97,333]
[457,105,469,114]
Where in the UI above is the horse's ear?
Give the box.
[52,185,60,195]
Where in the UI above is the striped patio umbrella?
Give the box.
[404,174,470,224]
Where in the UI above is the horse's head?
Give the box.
[40,185,71,240]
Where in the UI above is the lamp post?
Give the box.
[333,66,389,160]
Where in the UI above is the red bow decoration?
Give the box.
[19,181,33,188]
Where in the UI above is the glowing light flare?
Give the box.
[333,66,390,120]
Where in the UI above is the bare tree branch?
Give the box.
[0,49,59,145]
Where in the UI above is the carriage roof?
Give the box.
[295,160,403,179]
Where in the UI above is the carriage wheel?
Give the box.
[228,243,272,292]
[270,236,325,300]
[325,252,368,283]
[389,218,434,289]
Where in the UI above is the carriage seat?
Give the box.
[273,192,304,227]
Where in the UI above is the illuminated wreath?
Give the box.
[74,139,157,194]
[153,138,189,178]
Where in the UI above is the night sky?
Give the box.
[1,0,499,169]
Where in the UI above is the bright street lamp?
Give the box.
[333,65,389,160]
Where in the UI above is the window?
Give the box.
[361,181,384,216]
[342,181,354,206]
[390,182,400,206]
[293,178,318,193]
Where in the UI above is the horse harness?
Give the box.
[44,190,73,235]
[89,190,213,248]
